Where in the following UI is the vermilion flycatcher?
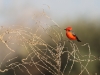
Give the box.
[64,27,81,42]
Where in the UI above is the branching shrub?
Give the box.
[0,13,99,75]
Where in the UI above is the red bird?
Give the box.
[64,27,81,42]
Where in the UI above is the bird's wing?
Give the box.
[71,31,81,42]
[71,31,76,36]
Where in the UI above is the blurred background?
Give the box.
[0,0,100,75]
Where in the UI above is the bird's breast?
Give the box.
[66,32,76,40]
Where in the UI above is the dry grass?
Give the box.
[0,12,99,75]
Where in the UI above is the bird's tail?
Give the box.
[76,37,81,42]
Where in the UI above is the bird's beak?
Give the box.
[64,29,66,30]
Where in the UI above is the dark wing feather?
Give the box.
[71,31,81,42]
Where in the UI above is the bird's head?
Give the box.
[64,27,72,31]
